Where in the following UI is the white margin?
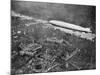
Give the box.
[16,0,96,6]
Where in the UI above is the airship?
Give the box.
[49,20,92,33]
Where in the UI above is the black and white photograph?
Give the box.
[11,0,96,75]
